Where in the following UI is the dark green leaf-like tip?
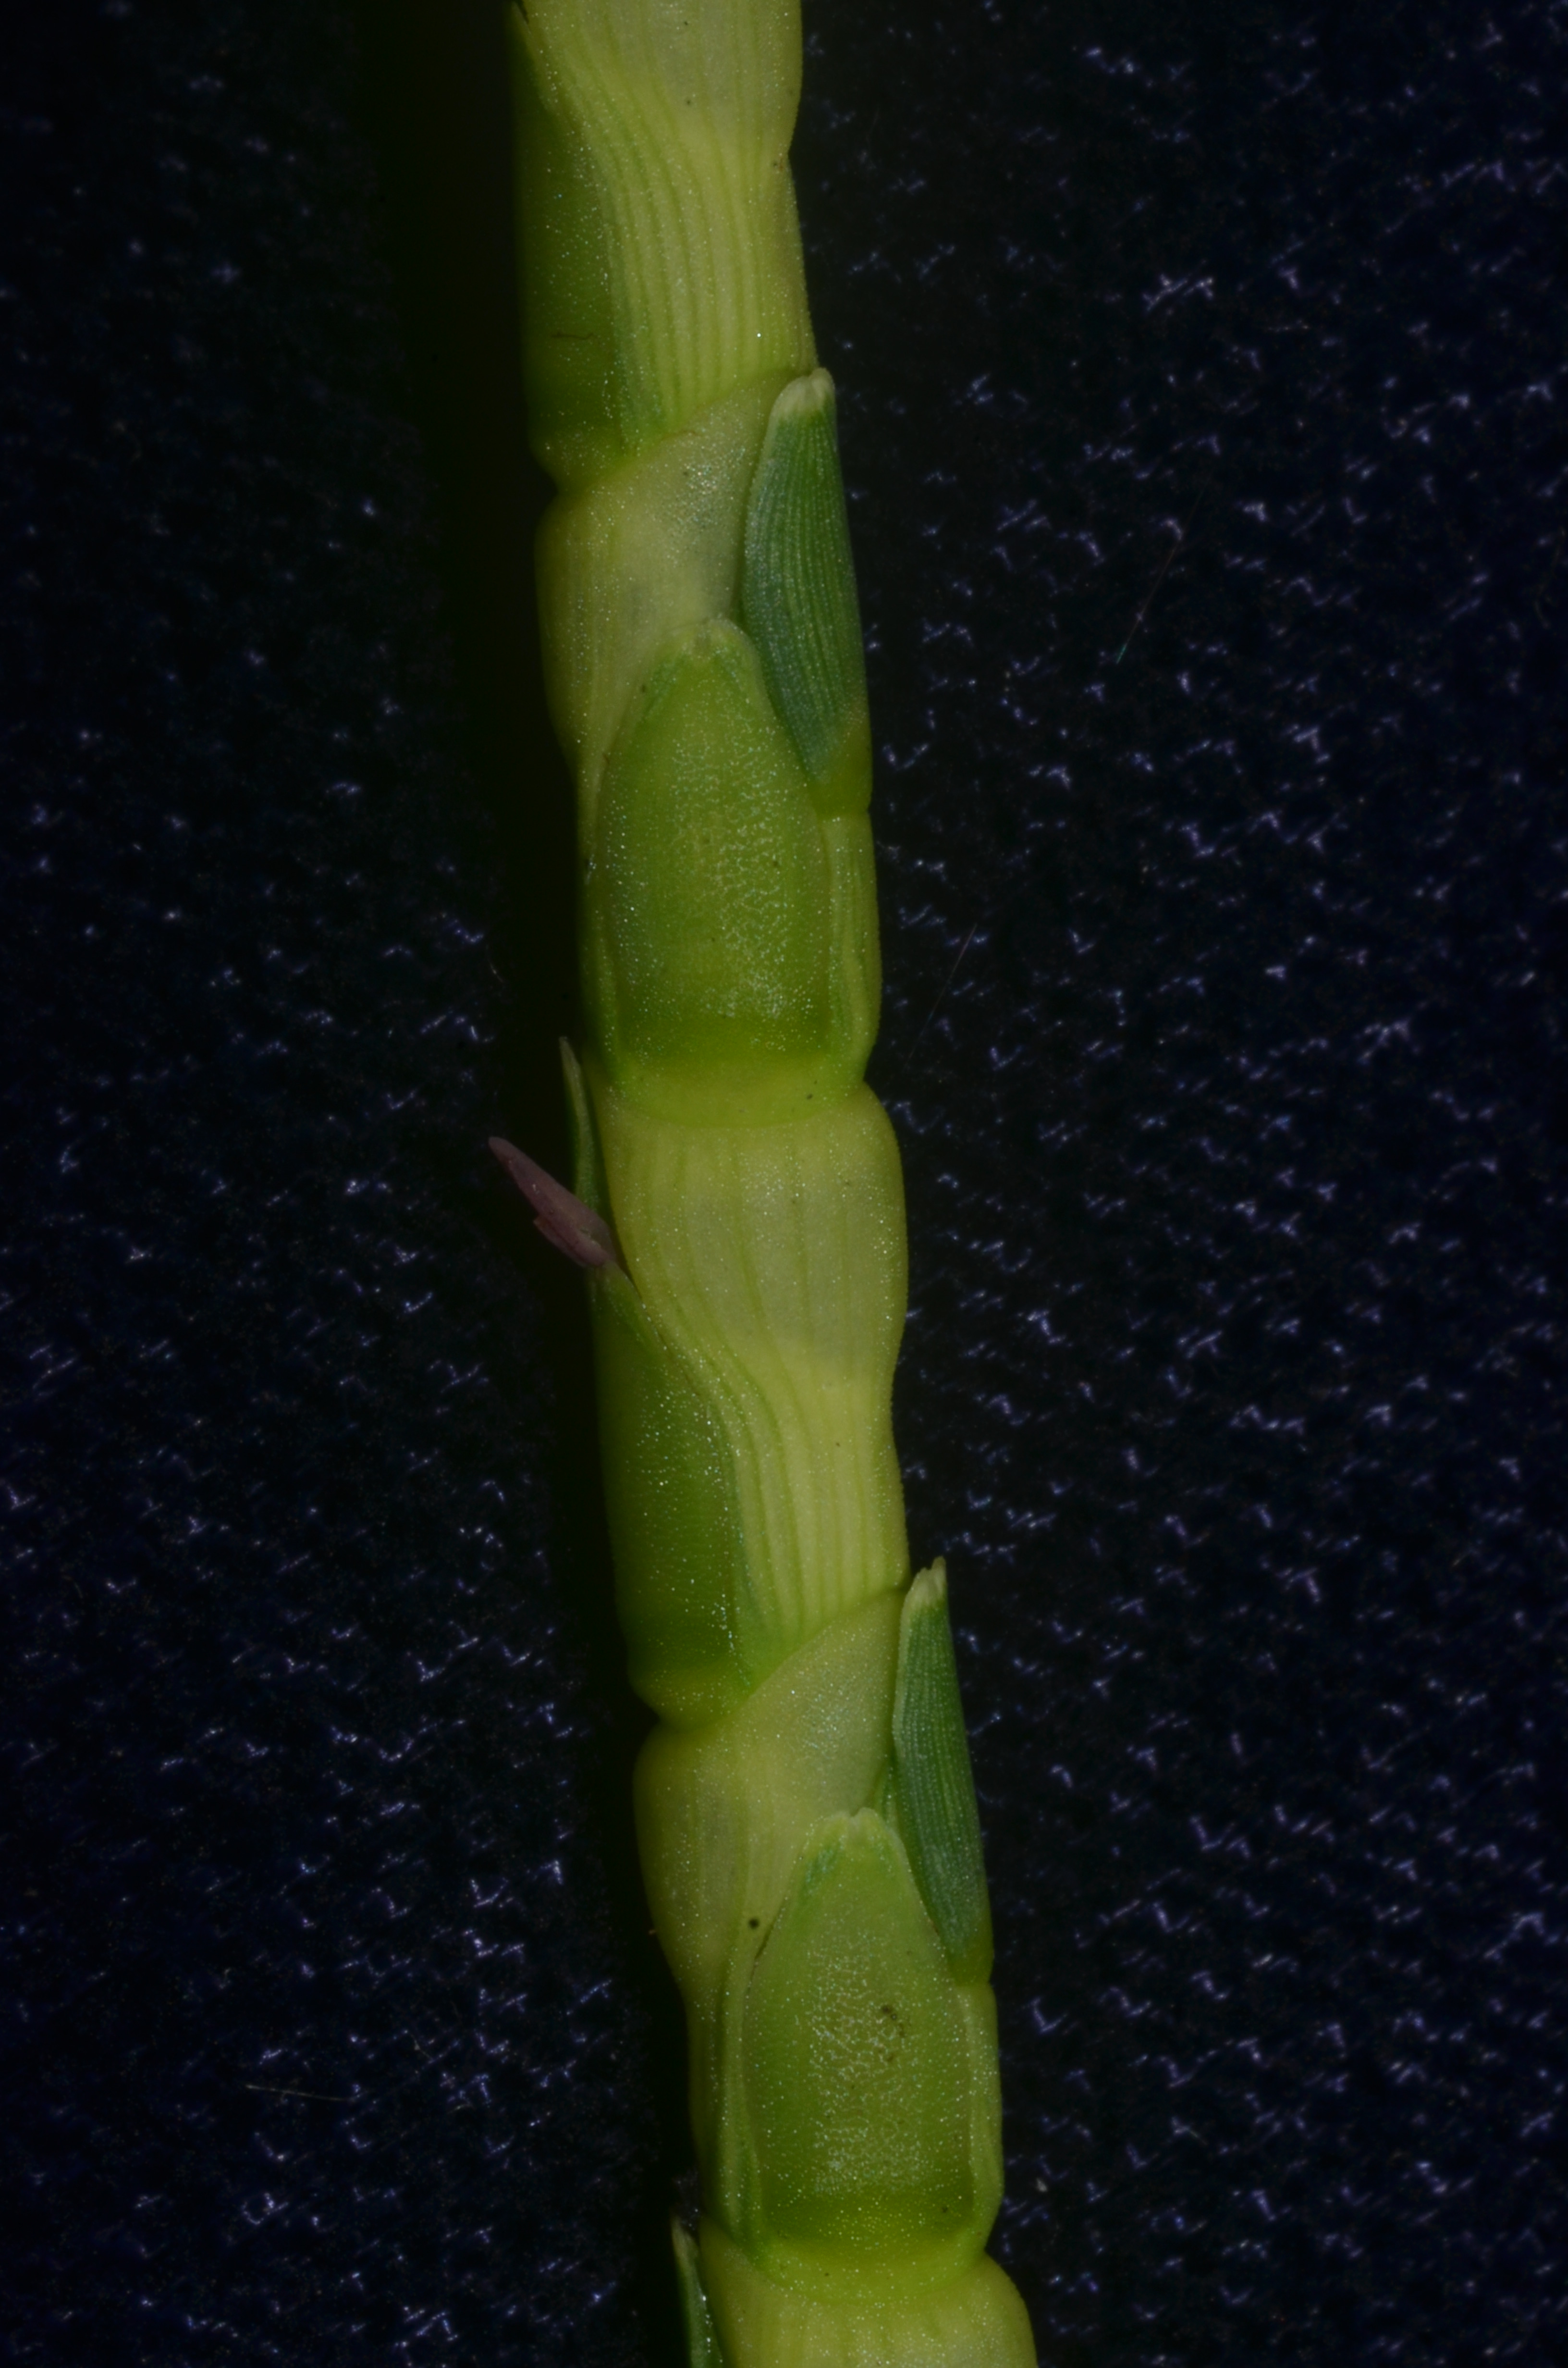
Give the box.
[891,1561,994,1983]
[742,369,872,817]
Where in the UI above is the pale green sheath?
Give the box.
[504,4,1036,2360]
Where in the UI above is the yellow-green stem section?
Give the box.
[509,5,1034,2360]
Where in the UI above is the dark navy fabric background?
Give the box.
[3,1,1563,2361]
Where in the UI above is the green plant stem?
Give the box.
[505,6,1035,2360]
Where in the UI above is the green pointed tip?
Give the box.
[771,364,836,425]
[906,1558,947,1622]
[743,369,872,818]
[559,1036,612,1220]
[891,1561,994,1985]
[672,2216,723,2368]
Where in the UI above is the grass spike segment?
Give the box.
[506,4,1036,2358]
